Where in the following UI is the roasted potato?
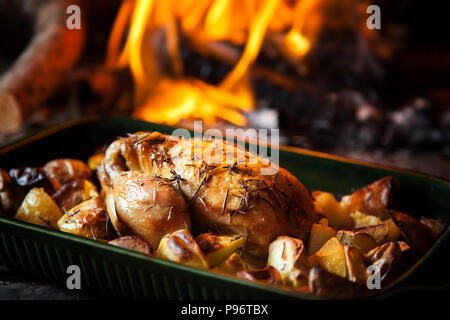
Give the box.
[388,209,434,255]
[336,230,377,254]
[195,233,244,267]
[307,223,337,255]
[280,268,308,289]
[52,179,99,213]
[9,167,60,195]
[308,266,367,298]
[44,159,92,185]
[312,191,352,229]
[214,252,247,274]
[0,168,23,216]
[356,220,401,244]
[341,176,395,219]
[383,218,403,242]
[57,196,112,240]
[156,229,209,269]
[88,153,105,171]
[109,235,153,256]
[364,241,409,285]
[15,187,63,228]
[268,236,309,275]
[236,266,281,286]
[344,245,368,284]
[351,210,383,228]
[313,237,347,278]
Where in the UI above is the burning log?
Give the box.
[0,0,85,133]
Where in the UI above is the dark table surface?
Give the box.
[0,265,99,300]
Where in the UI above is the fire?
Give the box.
[107,0,320,126]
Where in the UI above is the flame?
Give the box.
[107,0,319,126]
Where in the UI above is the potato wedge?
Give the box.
[52,179,99,213]
[0,168,23,216]
[364,242,402,284]
[236,266,281,285]
[364,241,410,285]
[268,236,309,275]
[307,223,336,255]
[388,209,434,255]
[15,187,63,228]
[336,230,377,254]
[9,167,60,195]
[344,245,368,284]
[44,159,92,185]
[57,196,111,240]
[314,237,347,278]
[308,266,367,298]
[356,220,401,245]
[109,235,153,256]
[156,229,209,269]
[312,191,352,229]
[355,223,389,244]
[281,269,308,289]
[341,176,395,219]
[195,233,244,267]
[214,252,247,274]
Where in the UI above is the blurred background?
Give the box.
[0,0,449,179]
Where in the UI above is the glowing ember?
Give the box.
[107,0,319,126]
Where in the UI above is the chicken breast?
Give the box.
[99,131,317,259]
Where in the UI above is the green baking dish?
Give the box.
[0,116,448,299]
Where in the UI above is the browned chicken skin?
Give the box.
[98,132,317,259]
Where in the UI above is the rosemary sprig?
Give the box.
[222,189,229,215]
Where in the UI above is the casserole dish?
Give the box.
[0,116,448,299]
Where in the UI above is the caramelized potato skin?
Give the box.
[44,159,92,185]
[195,233,244,267]
[388,209,434,255]
[336,230,377,254]
[308,266,368,298]
[9,167,60,195]
[0,168,23,216]
[355,220,401,245]
[344,245,368,284]
[364,241,411,285]
[156,229,209,269]
[57,196,112,240]
[341,176,395,219]
[109,235,153,255]
[237,266,281,286]
[52,179,98,213]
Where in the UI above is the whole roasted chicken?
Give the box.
[98,132,317,261]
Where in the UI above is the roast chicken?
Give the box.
[98,131,317,260]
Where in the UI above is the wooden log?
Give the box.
[0,0,85,133]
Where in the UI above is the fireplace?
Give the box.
[0,0,449,179]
